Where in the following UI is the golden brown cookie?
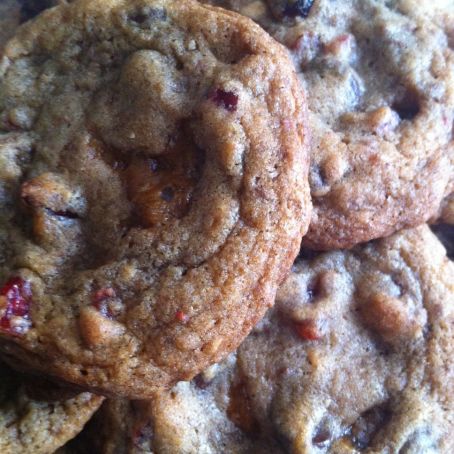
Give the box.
[205,0,454,249]
[0,0,310,397]
[81,225,454,453]
[0,360,103,454]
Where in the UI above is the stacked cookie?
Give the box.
[0,0,452,453]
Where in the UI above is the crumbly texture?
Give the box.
[83,225,454,453]
[0,0,310,397]
[205,0,454,249]
[0,360,103,454]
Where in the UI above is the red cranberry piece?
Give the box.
[209,89,239,112]
[283,0,314,18]
[0,277,33,335]
[91,287,116,318]
[294,319,322,341]
[175,310,189,323]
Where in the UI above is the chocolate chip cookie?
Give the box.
[205,0,454,249]
[0,0,310,397]
[86,225,454,453]
[69,356,282,454]
[0,360,103,454]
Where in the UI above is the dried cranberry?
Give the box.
[175,310,189,323]
[294,319,322,341]
[209,89,239,112]
[0,277,33,335]
[283,0,315,18]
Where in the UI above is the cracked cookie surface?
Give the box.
[0,360,103,454]
[205,0,454,249]
[0,0,310,397]
[81,225,454,453]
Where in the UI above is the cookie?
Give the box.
[0,0,310,397]
[205,0,454,249]
[87,225,454,453]
[0,360,103,454]
[70,355,282,454]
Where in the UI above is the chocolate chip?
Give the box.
[283,0,315,18]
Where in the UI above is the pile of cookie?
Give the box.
[0,0,452,453]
